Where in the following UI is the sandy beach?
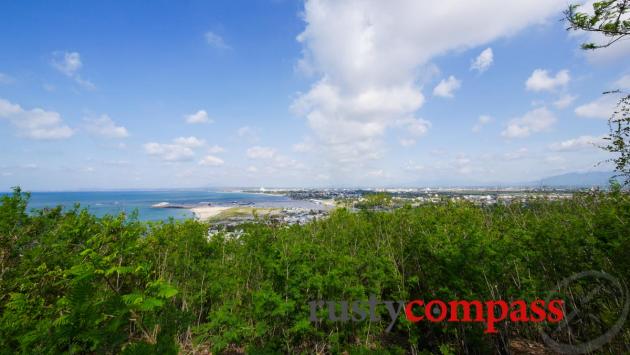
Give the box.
[311,198,336,207]
[190,206,232,220]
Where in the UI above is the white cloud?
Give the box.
[501,107,556,138]
[433,75,462,98]
[205,31,229,49]
[574,95,618,119]
[0,99,21,116]
[454,155,474,175]
[51,51,95,90]
[52,51,82,76]
[292,140,314,153]
[400,117,431,137]
[553,94,577,109]
[247,146,276,159]
[398,124,429,149]
[173,136,206,148]
[0,98,74,140]
[84,114,129,139]
[472,115,492,132]
[549,135,606,151]
[272,155,303,169]
[525,69,570,92]
[0,73,13,84]
[198,155,224,166]
[74,77,96,90]
[294,0,564,171]
[144,136,206,162]
[470,47,493,73]
[144,142,195,162]
[185,110,212,124]
[246,148,304,176]
[479,115,493,124]
[207,145,225,154]
[292,81,425,164]
[399,138,416,147]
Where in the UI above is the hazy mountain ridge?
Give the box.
[532,171,620,187]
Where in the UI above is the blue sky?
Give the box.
[1,0,629,190]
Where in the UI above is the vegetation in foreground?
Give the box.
[0,187,629,354]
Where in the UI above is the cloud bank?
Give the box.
[294,0,566,178]
[0,98,74,140]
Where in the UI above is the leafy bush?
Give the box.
[0,187,628,353]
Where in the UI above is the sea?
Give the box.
[2,190,321,221]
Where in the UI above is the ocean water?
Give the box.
[4,190,304,221]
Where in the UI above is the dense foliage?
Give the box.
[1,187,629,354]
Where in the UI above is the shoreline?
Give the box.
[189,206,232,220]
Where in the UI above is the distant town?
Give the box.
[200,186,592,231]
[245,186,581,205]
[250,185,590,206]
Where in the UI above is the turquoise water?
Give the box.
[4,190,295,221]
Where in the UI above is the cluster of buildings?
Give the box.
[206,188,582,239]
[259,188,576,207]
[274,207,329,225]
[255,187,577,202]
[402,192,574,206]
[206,207,329,239]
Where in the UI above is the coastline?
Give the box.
[144,191,329,221]
[189,206,232,220]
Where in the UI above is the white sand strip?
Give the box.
[190,206,231,220]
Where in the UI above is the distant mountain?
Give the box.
[533,171,619,188]
[403,172,620,189]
